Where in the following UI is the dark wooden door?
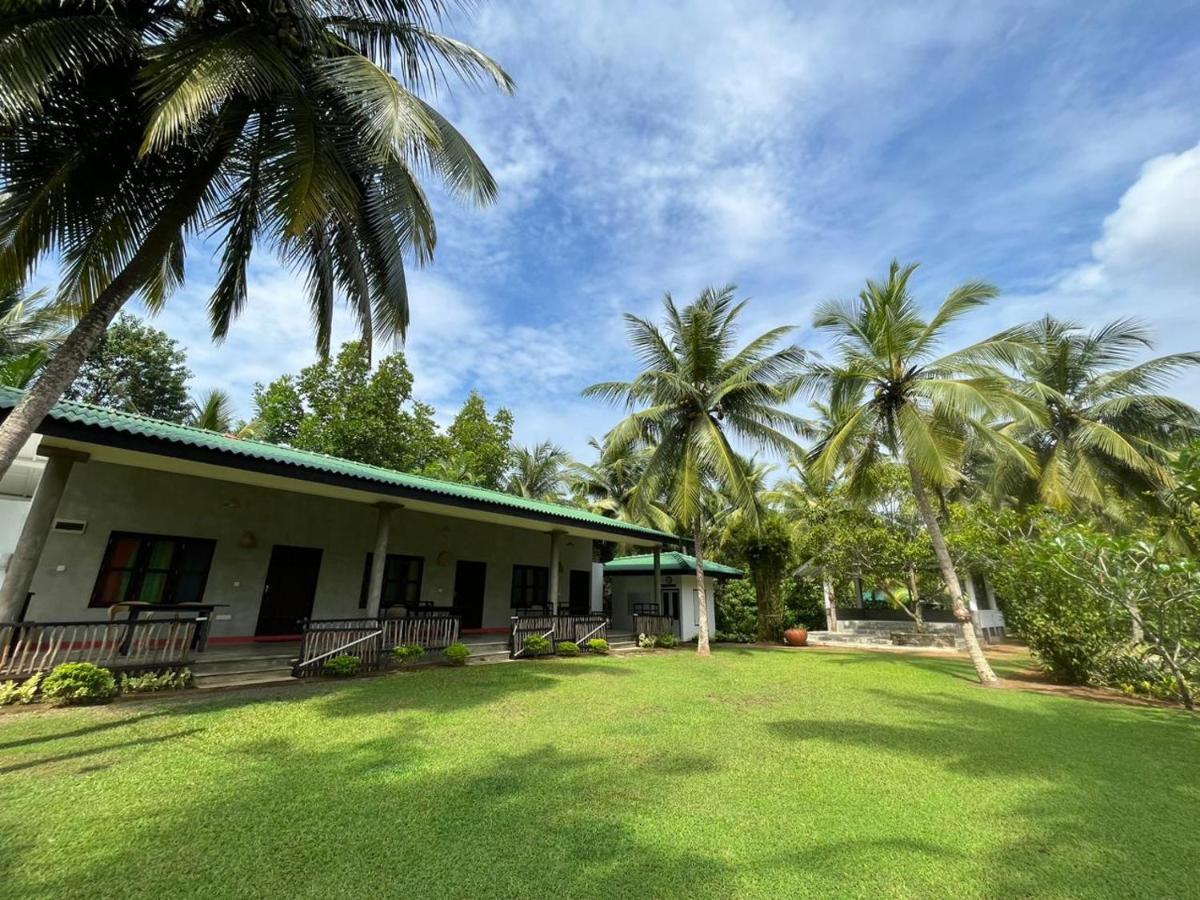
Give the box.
[255,545,323,637]
[453,560,487,629]
[568,570,592,615]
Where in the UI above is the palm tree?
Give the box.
[0,1,513,478]
[1001,316,1200,514]
[0,287,65,388]
[803,260,1038,685]
[585,286,807,656]
[188,388,235,433]
[571,438,674,530]
[506,442,572,502]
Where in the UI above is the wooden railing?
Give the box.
[382,616,460,652]
[295,615,462,677]
[633,614,679,639]
[510,614,609,658]
[0,618,198,678]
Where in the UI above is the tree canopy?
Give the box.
[252,340,443,472]
[64,313,191,421]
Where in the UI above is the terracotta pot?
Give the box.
[783,627,808,647]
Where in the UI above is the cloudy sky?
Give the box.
[142,0,1200,461]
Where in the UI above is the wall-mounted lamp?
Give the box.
[238,531,258,549]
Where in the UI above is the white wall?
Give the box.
[23,459,593,636]
[608,572,718,640]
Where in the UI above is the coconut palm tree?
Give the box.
[803,260,1039,685]
[585,286,807,656]
[188,388,235,433]
[570,438,674,532]
[1000,316,1200,515]
[506,442,573,503]
[0,287,65,387]
[0,0,513,478]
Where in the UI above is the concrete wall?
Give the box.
[24,459,593,636]
[609,573,717,641]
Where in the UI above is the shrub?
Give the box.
[638,633,656,649]
[15,672,42,704]
[715,631,753,644]
[654,633,677,649]
[322,655,361,677]
[392,643,426,664]
[444,642,471,666]
[0,676,42,705]
[587,638,610,655]
[557,640,581,657]
[522,633,552,656]
[119,669,194,693]
[41,663,117,706]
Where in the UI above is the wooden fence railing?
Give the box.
[510,614,609,658]
[383,616,460,652]
[632,614,679,639]
[295,615,462,677]
[0,618,198,678]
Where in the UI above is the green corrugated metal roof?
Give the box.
[0,386,680,543]
[604,552,742,577]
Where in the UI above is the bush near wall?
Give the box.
[41,663,118,706]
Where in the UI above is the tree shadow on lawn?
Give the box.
[0,709,174,751]
[0,727,206,775]
[11,741,738,899]
[770,689,1200,898]
[310,658,637,719]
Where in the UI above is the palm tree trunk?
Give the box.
[694,523,712,657]
[906,458,999,685]
[0,109,247,479]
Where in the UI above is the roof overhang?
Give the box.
[23,413,691,549]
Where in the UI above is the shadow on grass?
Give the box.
[15,741,733,899]
[769,689,1199,897]
[0,727,206,775]
[0,709,173,751]
[309,658,637,719]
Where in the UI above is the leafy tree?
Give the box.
[585,286,807,656]
[0,0,513,479]
[804,260,1038,684]
[951,505,1200,707]
[64,313,191,421]
[253,341,443,471]
[1000,316,1200,515]
[721,512,795,642]
[506,442,572,502]
[433,391,514,489]
[188,389,235,433]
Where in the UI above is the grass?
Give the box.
[0,648,1196,899]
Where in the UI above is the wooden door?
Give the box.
[453,560,487,629]
[255,545,323,637]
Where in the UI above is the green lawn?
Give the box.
[0,648,1196,899]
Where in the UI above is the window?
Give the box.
[89,532,216,608]
[358,553,424,609]
[511,565,549,609]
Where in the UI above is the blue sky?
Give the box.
[142,1,1200,460]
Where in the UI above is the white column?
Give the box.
[364,503,399,619]
[548,530,563,614]
[652,546,662,614]
[0,446,86,622]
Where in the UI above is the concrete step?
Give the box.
[806,631,896,647]
[190,656,297,676]
[193,668,297,690]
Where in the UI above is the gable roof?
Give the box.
[0,387,681,545]
[604,551,743,578]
